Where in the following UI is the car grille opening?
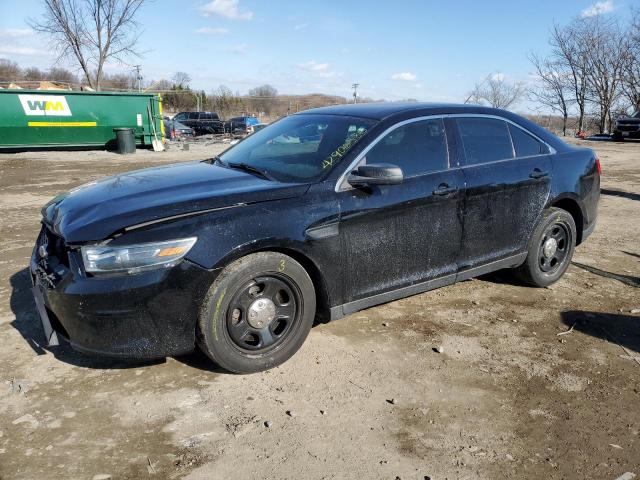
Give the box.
[38,224,70,268]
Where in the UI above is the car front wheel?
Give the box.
[198,252,316,373]
[515,207,577,287]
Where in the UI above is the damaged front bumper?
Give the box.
[30,225,218,358]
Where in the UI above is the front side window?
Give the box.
[188,112,200,120]
[457,117,514,165]
[219,114,376,183]
[509,124,545,157]
[365,118,448,177]
[174,113,188,122]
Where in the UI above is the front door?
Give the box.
[337,117,464,306]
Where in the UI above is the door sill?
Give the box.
[329,253,527,320]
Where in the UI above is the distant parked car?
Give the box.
[252,123,268,133]
[612,110,640,141]
[163,116,194,140]
[225,116,261,135]
[174,111,224,135]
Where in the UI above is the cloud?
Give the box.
[391,72,417,82]
[195,27,229,35]
[294,23,308,31]
[298,60,338,78]
[199,0,253,20]
[581,0,614,18]
[0,28,34,38]
[299,60,330,72]
[0,45,41,55]
[226,43,248,54]
[491,72,505,82]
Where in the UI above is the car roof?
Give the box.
[297,102,505,121]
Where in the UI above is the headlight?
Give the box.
[81,237,197,275]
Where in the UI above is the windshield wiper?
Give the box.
[226,162,276,181]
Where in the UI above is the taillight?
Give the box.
[595,157,602,175]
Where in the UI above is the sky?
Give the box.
[0,0,635,112]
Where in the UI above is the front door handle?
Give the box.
[433,184,457,196]
[529,169,549,179]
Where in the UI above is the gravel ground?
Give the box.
[0,137,638,480]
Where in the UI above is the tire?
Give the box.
[515,207,577,288]
[612,131,623,142]
[198,252,316,373]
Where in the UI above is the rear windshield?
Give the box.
[219,114,376,183]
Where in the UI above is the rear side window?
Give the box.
[457,118,514,165]
[201,113,213,120]
[509,124,545,157]
[366,118,448,177]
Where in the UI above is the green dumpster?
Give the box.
[0,89,165,150]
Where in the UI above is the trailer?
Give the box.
[0,89,164,150]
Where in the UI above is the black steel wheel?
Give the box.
[515,207,576,287]
[537,222,570,274]
[226,275,300,353]
[198,252,316,373]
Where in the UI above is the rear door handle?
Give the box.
[529,169,549,179]
[433,184,457,196]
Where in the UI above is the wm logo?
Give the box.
[19,94,72,116]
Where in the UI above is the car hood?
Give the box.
[42,160,310,243]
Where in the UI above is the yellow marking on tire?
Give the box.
[212,289,226,341]
[278,260,286,272]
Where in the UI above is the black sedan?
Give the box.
[31,103,600,373]
[163,116,194,140]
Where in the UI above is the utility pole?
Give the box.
[133,65,142,92]
[352,83,359,103]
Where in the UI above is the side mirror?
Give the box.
[347,163,404,187]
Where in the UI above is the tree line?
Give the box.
[6,0,640,132]
[529,9,639,135]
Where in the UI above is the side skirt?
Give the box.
[329,253,527,321]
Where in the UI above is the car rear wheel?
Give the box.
[515,207,576,287]
[198,252,316,373]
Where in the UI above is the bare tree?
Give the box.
[48,66,78,84]
[621,8,640,112]
[30,0,146,90]
[23,66,45,81]
[549,21,591,133]
[171,71,191,89]
[0,59,22,82]
[528,53,574,135]
[582,16,628,133]
[467,74,524,109]
[248,84,278,115]
[210,85,244,118]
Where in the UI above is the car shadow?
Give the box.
[601,189,640,202]
[622,250,640,260]
[571,261,640,288]
[561,310,640,354]
[9,267,165,370]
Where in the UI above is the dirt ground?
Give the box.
[0,137,638,480]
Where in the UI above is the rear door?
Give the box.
[454,116,552,276]
[337,117,464,305]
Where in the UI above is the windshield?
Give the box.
[218,114,376,182]
[632,111,640,118]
